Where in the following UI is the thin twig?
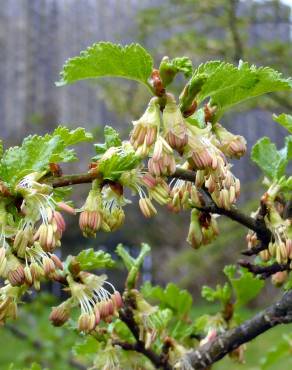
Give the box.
[238,260,291,278]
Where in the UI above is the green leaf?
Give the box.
[53,126,93,146]
[0,139,3,159]
[260,334,292,370]
[201,283,232,306]
[104,126,122,147]
[183,61,292,120]
[159,56,192,86]
[57,42,153,91]
[141,282,192,317]
[115,244,135,270]
[72,336,100,357]
[279,176,292,192]
[224,265,264,308]
[0,135,63,188]
[186,108,206,128]
[0,127,92,188]
[94,125,122,159]
[76,248,115,270]
[98,145,141,181]
[108,319,135,342]
[251,136,291,179]
[273,114,292,134]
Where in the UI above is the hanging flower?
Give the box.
[130,97,160,157]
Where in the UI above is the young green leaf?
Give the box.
[53,126,93,146]
[94,125,122,159]
[0,127,92,188]
[57,42,154,92]
[116,243,150,289]
[260,334,292,370]
[75,248,115,270]
[273,114,292,134]
[224,265,264,308]
[141,281,192,317]
[181,61,292,120]
[251,136,291,179]
[201,283,232,306]
[159,56,193,86]
[98,145,141,181]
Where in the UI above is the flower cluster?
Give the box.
[119,93,245,248]
[79,180,127,237]
[50,273,123,333]
[0,173,74,321]
[187,209,219,249]
[246,184,292,283]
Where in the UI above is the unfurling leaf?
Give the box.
[141,281,192,317]
[273,114,292,134]
[224,265,264,308]
[0,126,92,188]
[76,248,115,270]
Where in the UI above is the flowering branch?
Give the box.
[179,289,292,369]
[48,167,269,239]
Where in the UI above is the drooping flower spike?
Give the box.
[61,273,123,333]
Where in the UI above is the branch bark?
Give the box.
[180,289,292,369]
[238,260,291,278]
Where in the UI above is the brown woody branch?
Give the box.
[180,289,292,369]
[241,242,268,256]
[238,260,291,278]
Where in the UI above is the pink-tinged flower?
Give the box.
[148,136,176,176]
[163,94,188,153]
[79,180,103,237]
[49,300,72,327]
[67,273,123,333]
[213,123,246,159]
[168,179,193,213]
[0,283,26,323]
[130,97,160,157]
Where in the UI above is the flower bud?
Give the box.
[49,301,71,327]
[187,209,203,249]
[77,312,96,333]
[79,210,102,237]
[8,264,25,287]
[213,123,246,159]
[139,198,157,218]
[259,249,270,262]
[271,271,288,287]
[162,95,188,153]
[130,97,160,157]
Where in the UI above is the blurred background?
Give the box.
[0,0,291,369]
